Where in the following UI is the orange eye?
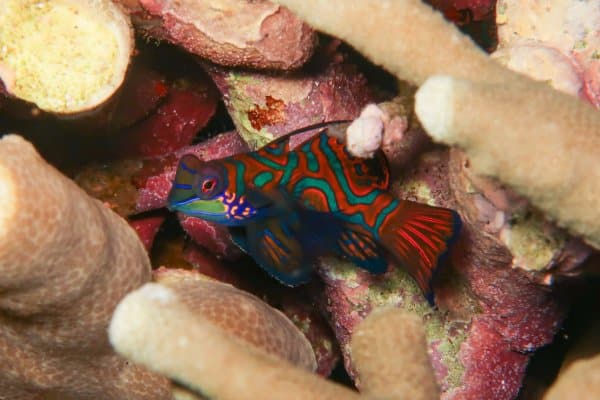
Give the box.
[201,178,216,193]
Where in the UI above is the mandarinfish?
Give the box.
[168,123,461,302]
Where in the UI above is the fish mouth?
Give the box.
[167,197,229,222]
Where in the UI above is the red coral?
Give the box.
[110,62,170,130]
[129,212,167,251]
[450,319,528,400]
[118,83,218,158]
[182,243,246,287]
[178,214,242,261]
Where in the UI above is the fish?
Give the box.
[167,123,461,302]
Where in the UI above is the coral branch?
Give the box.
[0,0,133,114]
[415,75,600,248]
[350,307,440,400]
[273,0,512,86]
[109,282,361,400]
[0,135,169,397]
[153,268,317,371]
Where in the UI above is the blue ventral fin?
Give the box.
[244,215,313,286]
[231,188,314,286]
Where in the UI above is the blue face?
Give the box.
[167,155,258,226]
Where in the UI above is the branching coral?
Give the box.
[273,0,512,86]
[1,0,597,398]
[350,307,440,400]
[152,268,317,372]
[275,0,600,250]
[415,76,600,248]
[109,281,360,400]
[0,135,170,398]
[543,318,600,400]
[110,283,439,400]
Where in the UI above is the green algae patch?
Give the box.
[501,210,567,272]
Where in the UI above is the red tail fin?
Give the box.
[378,200,461,300]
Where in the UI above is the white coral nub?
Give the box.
[346,104,386,158]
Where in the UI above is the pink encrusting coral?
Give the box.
[117,82,219,157]
[129,212,168,251]
[178,213,243,260]
[495,0,600,108]
[77,131,249,259]
[205,45,375,149]
[121,0,316,71]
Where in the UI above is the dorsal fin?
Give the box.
[296,131,390,192]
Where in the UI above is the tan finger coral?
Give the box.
[350,307,440,400]
[277,0,600,249]
[415,75,600,248]
[0,135,170,398]
[152,268,317,371]
[273,0,514,85]
[109,282,360,400]
[0,0,134,114]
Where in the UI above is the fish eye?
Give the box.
[201,178,217,193]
